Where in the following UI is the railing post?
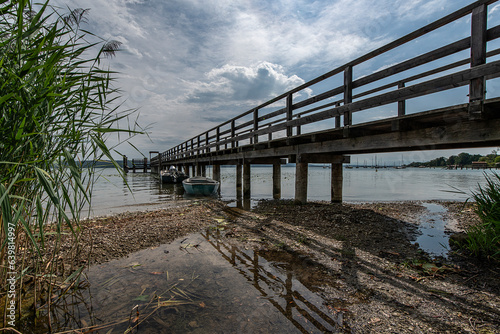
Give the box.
[398,82,406,117]
[216,127,220,152]
[231,120,236,149]
[197,135,201,156]
[335,102,341,128]
[286,94,293,137]
[343,66,353,128]
[469,3,487,120]
[297,115,301,136]
[205,132,210,153]
[253,108,259,144]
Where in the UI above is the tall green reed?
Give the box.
[0,0,142,324]
[465,172,500,261]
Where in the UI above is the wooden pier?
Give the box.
[123,156,150,173]
[151,0,500,203]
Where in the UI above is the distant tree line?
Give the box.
[408,150,500,167]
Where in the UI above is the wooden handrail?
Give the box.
[154,0,500,164]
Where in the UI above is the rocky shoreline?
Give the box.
[39,199,500,333]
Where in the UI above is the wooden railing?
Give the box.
[153,0,500,165]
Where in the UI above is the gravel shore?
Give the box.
[39,199,499,333]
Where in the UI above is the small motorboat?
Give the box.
[182,176,219,196]
[161,170,176,183]
[161,167,189,184]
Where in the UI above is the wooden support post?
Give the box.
[469,3,487,120]
[253,108,259,144]
[236,164,242,200]
[213,164,221,194]
[331,163,343,203]
[398,82,406,117]
[143,157,148,173]
[205,132,210,153]
[195,162,200,176]
[132,159,136,173]
[213,164,220,181]
[273,162,281,199]
[123,155,128,173]
[231,120,236,148]
[344,66,353,125]
[157,154,162,174]
[216,127,220,152]
[243,163,251,200]
[201,164,206,177]
[286,94,293,137]
[295,162,308,204]
[197,136,201,156]
[297,115,301,135]
[335,102,341,128]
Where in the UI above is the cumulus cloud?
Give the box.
[185,62,312,104]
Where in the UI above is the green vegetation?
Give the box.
[0,0,141,323]
[461,173,500,261]
[408,150,499,168]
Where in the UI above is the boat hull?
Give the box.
[182,177,219,196]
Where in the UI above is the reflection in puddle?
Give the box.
[23,225,347,333]
[414,203,450,258]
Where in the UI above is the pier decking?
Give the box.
[151,0,500,203]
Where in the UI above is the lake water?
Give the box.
[86,166,494,217]
[23,167,495,332]
[24,223,348,333]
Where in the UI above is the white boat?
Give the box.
[182,176,219,196]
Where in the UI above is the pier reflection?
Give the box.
[20,222,348,333]
[201,227,348,333]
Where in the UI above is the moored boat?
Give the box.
[182,176,219,196]
[161,167,189,184]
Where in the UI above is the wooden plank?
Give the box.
[253,108,259,143]
[470,3,488,119]
[295,162,308,204]
[286,94,293,137]
[290,60,500,129]
[354,37,471,89]
[344,66,353,127]
[297,154,350,164]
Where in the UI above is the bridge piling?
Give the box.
[331,163,343,203]
[236,164,242,199]
[243,163,251,200]
[295,162,308,204]
[273,162,281,199]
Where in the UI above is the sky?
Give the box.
[49,0,500,164]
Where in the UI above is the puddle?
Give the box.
[414,203,451,258]
[23,225,348,333]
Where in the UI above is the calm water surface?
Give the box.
[25,167,494,332]
[25,224,347,333]
[86,166,493,216]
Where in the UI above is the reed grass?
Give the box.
[0,0,142,325]
[464,172,500,261]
